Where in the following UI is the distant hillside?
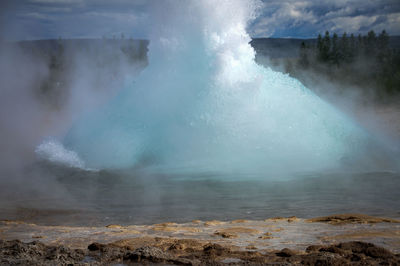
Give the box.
[8,38,149,63]
[250,36,400,59]
[4,36,399,61]
[1,36,398,103]
[250,38,316,58]
[256,33,400,102]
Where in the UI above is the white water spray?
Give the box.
[43,0,376,174]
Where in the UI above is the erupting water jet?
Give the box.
[39,0,388,175]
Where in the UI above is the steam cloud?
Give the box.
[0,36,145,184]
[44,0,395,176]
[0,0,399,225]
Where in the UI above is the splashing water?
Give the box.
[54,1,373,174]
[35,139,86,169]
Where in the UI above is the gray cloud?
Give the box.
[0,0,399,40]
[1,0,149,40]
[250,0,400,37]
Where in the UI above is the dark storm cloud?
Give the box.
[0,0,399,40]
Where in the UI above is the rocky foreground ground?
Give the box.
[1,214,400,265]
[1,238,399,265]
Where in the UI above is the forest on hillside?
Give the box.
[294,30,400,101]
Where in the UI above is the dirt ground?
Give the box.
[1,214,399,265]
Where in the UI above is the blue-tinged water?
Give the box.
[0,163,398,226]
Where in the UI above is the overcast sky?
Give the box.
[1,0,399,40]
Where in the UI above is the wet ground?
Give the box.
[1,214,399,265]
[0,162,399,227]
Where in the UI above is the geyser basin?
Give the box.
[57,0,375,174]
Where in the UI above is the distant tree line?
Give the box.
[297,30,400,99]
[300,30,391,65]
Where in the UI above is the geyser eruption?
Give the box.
[53,0,372,174]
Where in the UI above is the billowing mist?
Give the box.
[39,0,396,175]
[0,0,399,227]
[0,37,147,189]
[0,0,398,182]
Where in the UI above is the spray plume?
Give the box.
[38,0,395,176]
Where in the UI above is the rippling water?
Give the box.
[0,162,399,226]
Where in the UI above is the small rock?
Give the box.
[106,224,123,229]
[287,216,299,223]
[276,248,296,257]
[124,246,171,263]
[306,245,323,253]
[88,242,104,251]
[214,231,238,238]
[169,243,186,250]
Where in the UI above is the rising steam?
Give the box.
[37,0,392,175]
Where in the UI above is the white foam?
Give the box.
[35,139,89,170]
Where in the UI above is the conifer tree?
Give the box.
[317,33,323,60]
[331,33,339,64]
[365,30,377,56]
[349,33,356,59]
[340,32,349,62]
[378,30,389,51]
[321,31,331,62]
[299,41,309,67]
